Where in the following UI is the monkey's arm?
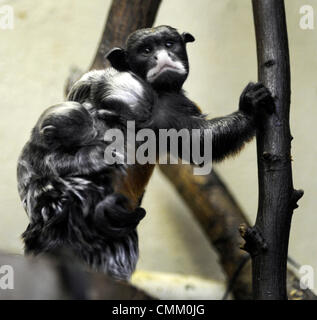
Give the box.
[202,111,255,161]
[211,82,274,160]
[201,82,274,161]
[162,111,254,163]
[168,82,274,163]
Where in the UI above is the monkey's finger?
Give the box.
[247,82,266,94]
[255,90,274,102]
[241,82,256,96]
[253,86,272,98]
[246,88,273,106]
[253,92,273,105]
[245,85,268,99]
[254,94,275,114]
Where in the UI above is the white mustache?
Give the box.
[146,50,186,82]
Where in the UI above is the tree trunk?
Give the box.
[240,0,303,299]
[91,0,162,70]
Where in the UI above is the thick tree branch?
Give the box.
[245,0,303,299]
[91,0,162,70]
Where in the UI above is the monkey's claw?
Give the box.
[239,82,275,115]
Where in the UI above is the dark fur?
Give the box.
[105,25,274,162]
[18,102,145,280]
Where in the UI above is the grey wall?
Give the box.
[0,0,316,285]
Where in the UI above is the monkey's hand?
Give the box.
[94,193,146,238]
[239,82,274,117]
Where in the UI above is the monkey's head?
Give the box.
[106,25,195,91]
[34,102,97,149]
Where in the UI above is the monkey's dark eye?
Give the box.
[142,46,152,54]
[165,41,174,48]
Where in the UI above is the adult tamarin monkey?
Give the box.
[19,25,274,280]
[69,25,274,210]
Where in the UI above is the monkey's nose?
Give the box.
[155,50,170,62]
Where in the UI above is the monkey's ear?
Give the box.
[182,32,195,43]
[106,47,129,71]
[40,125,57,144]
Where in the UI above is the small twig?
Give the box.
[239,224,267,257]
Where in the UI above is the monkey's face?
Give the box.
[127,27,192,90]
[107,26,195,91]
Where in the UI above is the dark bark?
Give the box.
[91,0,162,70]
[160,164,315,300]
[239,0,303,299]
